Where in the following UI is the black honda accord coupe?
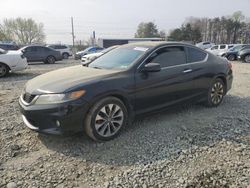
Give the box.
[19,42,233,141]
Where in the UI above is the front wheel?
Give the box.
[205,78,225,107]
[62,53,69,59]
[244,55,250,63]
[85,97,128,141]
[0,63,9,77]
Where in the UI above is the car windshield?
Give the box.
[89,47,147,70]
[230,45,243,51]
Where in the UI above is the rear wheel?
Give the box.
[227,54,236,61]
[244,54,250,63]
[85,97,128,141]
[0,63,9,77]
[46,56,56,64]
[62,53,69,59]
[205,78,225,107]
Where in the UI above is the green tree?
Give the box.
[168,24,201,43]
[135,22,160,38]
[0,18,45,44]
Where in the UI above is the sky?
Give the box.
[1,0,250,44]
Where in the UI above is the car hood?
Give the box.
[25,65,120,94]
[7,50,22,55]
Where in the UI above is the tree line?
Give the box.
[136,11,250,44]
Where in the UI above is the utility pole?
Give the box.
[71,17,75,47]
[92,31,96,46]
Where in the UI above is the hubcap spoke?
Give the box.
[211,82,224,104]
[95,103,124,137]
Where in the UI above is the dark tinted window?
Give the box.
[56,45,67,49]
[25,46,38,52]
[147,46,186,68]
[42,47,52,52]
[203,42,210,45]
[211,46,218,50]
[187,47,207,63]
[220,45,226,49]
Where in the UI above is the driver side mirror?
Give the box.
[141,63,161,72]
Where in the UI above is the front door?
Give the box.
[135,46,195,114]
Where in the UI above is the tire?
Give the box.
[85,97,128,141]
[205,78,225,107]
[62,53,69,59]
[227,54,236,61]
[244,54,250,63]
[46,56,56,64]
[0,63,9,78]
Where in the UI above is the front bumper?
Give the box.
[19,97,90,135]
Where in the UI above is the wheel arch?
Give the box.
[0,62,11,70]
[214,74,227,93]
[87,92,135,121]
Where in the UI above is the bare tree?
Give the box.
[0,18,45,44]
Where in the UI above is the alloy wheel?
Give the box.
[211,82,224,105]
[47,56,55,64]
[95,104,124,137]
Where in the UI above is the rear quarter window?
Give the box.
[187,47,207,63]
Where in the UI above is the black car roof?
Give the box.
[120,41,195,49]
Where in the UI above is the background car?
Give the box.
[206,44,234,56]
[223,44,250,61]
[19,42,233,141]
[81,45,119,66]
[195,41,214,49]
[238,47,250,63]
[0,48,28,77]
[74,46,104,60]
[0,43,19,51]
[20,45,63,64]
[47,44,72,59]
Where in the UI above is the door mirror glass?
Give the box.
[142,63,161,72]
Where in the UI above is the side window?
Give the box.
[203,42,210,45]
[147,46,186,68]
[42,47,51,52]
[26,47,37,52]
[211,46,218,50]
[60,45,67,49]
[187,47,207,63]
[220,45,226,49]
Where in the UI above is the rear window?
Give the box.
[187,47,207,63]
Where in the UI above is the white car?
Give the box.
[81,45,119,66]
[206,44,234,56]
[0,48,28,77]
[196,41,215,49]
[47,44,72,59]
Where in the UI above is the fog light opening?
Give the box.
[56,120,61,127]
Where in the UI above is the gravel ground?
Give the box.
[0,60,249,188]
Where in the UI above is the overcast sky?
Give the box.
[1,0,250,44]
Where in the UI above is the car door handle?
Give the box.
[183,69,192,73]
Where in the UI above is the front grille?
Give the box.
[23,93,36,103]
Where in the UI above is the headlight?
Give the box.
[35,90,86,105]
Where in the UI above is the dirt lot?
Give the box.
[0,60,249,188]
